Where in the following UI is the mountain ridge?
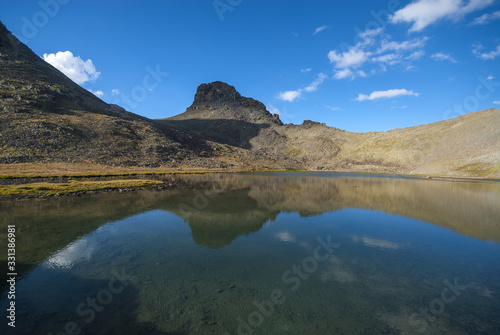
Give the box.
[0,20,499,178]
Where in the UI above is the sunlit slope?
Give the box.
[275,108,500,177]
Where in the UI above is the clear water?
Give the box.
[1,172,499,334]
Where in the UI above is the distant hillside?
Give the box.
[276,108,500,177]
[161,81,500,178]
[1,20,498,177]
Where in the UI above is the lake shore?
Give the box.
[1,163,498,201]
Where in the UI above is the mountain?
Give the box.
[1,20,499,177]
[0,21,252,169]
[162,81,500,177]
[161,81,284,150]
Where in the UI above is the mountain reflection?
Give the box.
[2,172,499,290]
[164,173,500,246]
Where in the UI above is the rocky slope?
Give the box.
[1,20,499,177]
[0,22,258,169]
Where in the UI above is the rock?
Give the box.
[194,81,241,103]
[301,120,326,128]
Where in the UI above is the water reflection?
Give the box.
[1,173,499,282]
[0,173,499,334]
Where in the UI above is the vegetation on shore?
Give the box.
[0,163,297,199]
[0,179,165,199]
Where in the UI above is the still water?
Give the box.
[1,172,499,334]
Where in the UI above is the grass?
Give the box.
[0,179,164,198]
[0,163,304,200]
[455,163,500,177]
[0,163,234,179]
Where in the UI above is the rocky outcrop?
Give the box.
[194,81,241,103]
[167,81,283,126]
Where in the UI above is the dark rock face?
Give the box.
[194,81,242,103]
[302,120,326,128]
[180,81,283,126]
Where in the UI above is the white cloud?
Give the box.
[277,90,301,102]
[89,89,104,98]
[313,25,328,35]
[333,68,354,80]
[300,68,312,73]
[327,28,427,80]
[356,88,420,101]
[391,0,494,32]
[377,37,428,54]
[407,50,425,60]
[431,52,458,62]
[470,10,500,24]
[303,73,327,92]
[43,51,101,85]
[358,27,384,41]
[267,103,281,115]
[473,44,500,59]
[277,73,327,102]
[372,53,401,65]
[486,75,494,80]
[325,105,341,111]
[357,70,367,77]
[493,101,500,104]
[111,89,120,95]
[328,48,371,69]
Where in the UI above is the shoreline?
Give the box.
[1,168,499,201]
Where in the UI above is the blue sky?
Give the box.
[1,0,500,132]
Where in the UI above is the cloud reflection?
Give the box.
[352,235,401,250]
[43,237,97,269]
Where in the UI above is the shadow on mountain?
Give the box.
[162,119,270,149]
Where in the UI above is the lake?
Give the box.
[1,172,499,334]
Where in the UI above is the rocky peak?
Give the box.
[169,81,283,126]
[193,81,242,103]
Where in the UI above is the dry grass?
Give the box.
[0,162,232,178]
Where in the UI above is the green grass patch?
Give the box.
[455,163,500,177]
[0,179,163,198]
